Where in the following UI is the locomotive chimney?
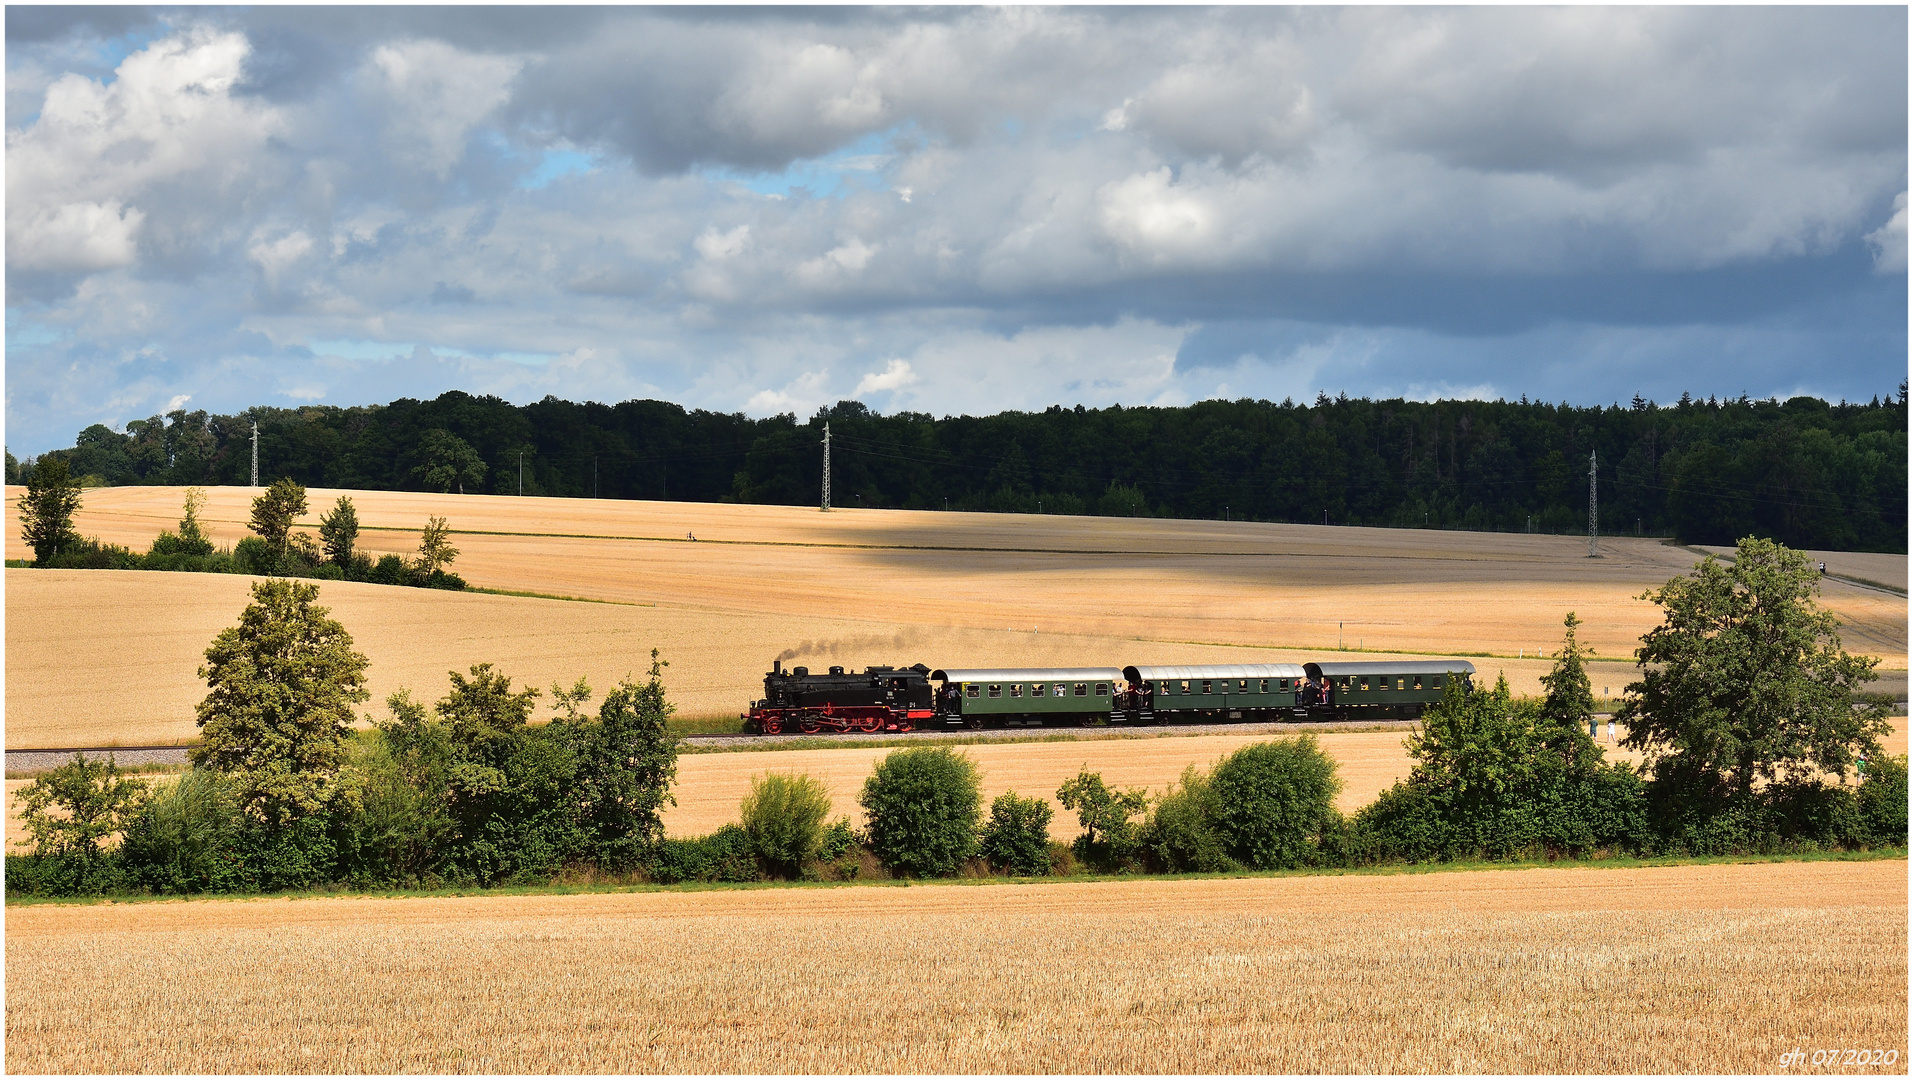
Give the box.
[772,658,782,675]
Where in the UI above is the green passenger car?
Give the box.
[1301,660,1477,719]
[1119,664,1309,723]
[929,668,1121,728]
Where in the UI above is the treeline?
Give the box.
[6,540,1905,897]
[13,464,466,591]
[11,385,1907,552]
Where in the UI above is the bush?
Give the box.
[1210,736,1343,870]
[1142,765,1234,873]
[741,772,833,878]
[1856,754,1908,847]
[859,746,981,877]
[42,536,140,570]
[1356,675,1650,862]
[370,553,411,586]
[232,536,276,575]
[1056,769,1147,871]
[149,528,213,558]
[5,852,129,896]
[119,770,247,894]
[647,825,757,884]
[979,791,1054,876]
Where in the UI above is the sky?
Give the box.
[5,5,1907,454]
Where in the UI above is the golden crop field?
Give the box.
[6,859,1904,1073]
[7,485,1905,749]
[665,719,1910,839]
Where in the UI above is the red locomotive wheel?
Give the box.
[763,717,782,735]
[799,715,822,734]
[858,714,883,733]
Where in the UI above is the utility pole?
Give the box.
[250,421,259,486]
[820,422,831,511]
[1587,449,1599,558]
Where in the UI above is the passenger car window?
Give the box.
[1074,683,1087,696]
[988,684,1001,698]
[1010,683,1022,698]
[966,684,979,698]
[1095,683,1109,697]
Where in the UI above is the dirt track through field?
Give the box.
[6,859,1904,1073]
[7,486,1904,749]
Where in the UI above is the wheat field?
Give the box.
[5,859,1904,1073]
[6,485,1904,749]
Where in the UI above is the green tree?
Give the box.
[1617,538,1892,815]
[573,653,680,865]
[173,486,214,556]
[1210,736,1342,870]
[859,746,981,877]
[411,429,487,494]
[248,477,308,557]
[978,791,1054,876]
[318,495,359,568]
[1142,764,1233,873]
[415,515,459,576]
[1356,676,1646,861]
[1538,611,1601,768]
[1056,768,1148,868]
[191,579,370,826]
[18,456,83,565]
[16,753,148,860]
[741,771,833,877]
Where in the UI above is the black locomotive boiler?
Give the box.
[746,659,936,734]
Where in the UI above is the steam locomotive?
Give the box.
[744,656,1476,734]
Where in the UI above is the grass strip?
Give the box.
[9,847,1902,908]
[353,524,1573,564]
[464,587,653,606]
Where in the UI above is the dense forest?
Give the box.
[10,385,1907,552]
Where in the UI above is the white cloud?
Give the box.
[854,359,917,394]
[6,27,282,275]
[248,230,315,288]
[8,200,143,272]
[793,236,877,286]
[1866,192,1907,274]
[746,368,832,414]
[1097,168,1218,262]
[694,224,752,261]
[366,39,523,179]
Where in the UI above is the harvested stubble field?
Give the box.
[7,486,1905,749]
[665,717,1908,839]
[6,859,1905,1073]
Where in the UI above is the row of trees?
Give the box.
[11,385,1906,551]
[6,539,1903,896]
[14,461,464,589]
